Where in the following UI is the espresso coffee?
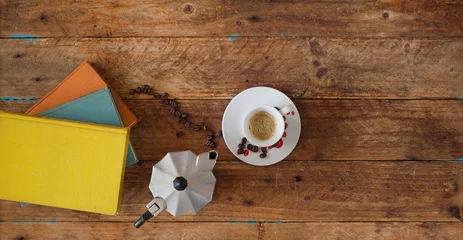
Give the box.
[248,111,276,140]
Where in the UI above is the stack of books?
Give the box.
[0,62,139,214]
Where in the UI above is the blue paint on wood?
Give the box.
[19,202,29,207]
[1,96,38,103]
[274,221,284,224]
[460,158,463,161]
[8,34,38,42]
[229,34,240,42]
[280,33,285,37]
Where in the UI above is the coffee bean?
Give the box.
[206,135,213,140]
[216,130,223,137]
[148,88,154,95]
[161,93,169,100]
[181,114,188,119]
[237,149,244,155]
[171,100,178,108]
[184,121,191,128]
[247,144,253,150]
[205,140,211,146]
[238,143,245,149]
[170,108,176,115]
[206,130,214,136]
[176,131,184,138]
[162,99,169,105]
[179,118,187,124]
[193,125,201,131]
[261,147,267,153]
[129,89,136,95]
[252,146,259,152]
[202,125,207,131]
[175,110,181,118]
[143,84,150,90]
[294,176,301,182]
[142,88,148,94]
[259,153,267,158]
[241,137,247,144]
[135,87,142,93]
[153,93,161,100]
[209,141,216,149]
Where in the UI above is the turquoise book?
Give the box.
[38,87,138,166]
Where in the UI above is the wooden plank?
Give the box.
[1,38,462,99]
[1,99,462,161]
[1,161,462,222]
[1,222,463,240]
[0,222,258,240]
[262,222,463,240]
[2,0,462,38]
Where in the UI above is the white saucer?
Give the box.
[222,87,301,166]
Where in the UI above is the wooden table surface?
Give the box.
[1,1,463,239]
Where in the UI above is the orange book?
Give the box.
[26,61,138,127]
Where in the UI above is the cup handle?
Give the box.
[278,104,293,116]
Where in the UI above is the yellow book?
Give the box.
[0,111,129,215]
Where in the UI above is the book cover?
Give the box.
[38,87,138,166]
[25,61,138,128]
[0,111,129,215]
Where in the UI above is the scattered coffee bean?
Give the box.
[209,141,216,149]
[184,121,191,128]
[176,131,184,138]
[206,130,214,136]
[179,118,187,124]
[237,149,244,155]
[259,153,267,158]
[216,130,223,137]
[170,108,176,115]
[241,137,247,144]
[201,125,207,131]
[261,147,267,153]
[193,125,201,131]
[181,113,188,119]
[247,144,253,150]
[143,84,150,90]
[142,88,148,94]
[238,143,245,149]
[294,176,302,182]
[129,89,136,95]
[252,146,259,152]
[205,139,211,147]
[161,93,169,100]
[206,135,214,140]
[153,93,161,100]
[148,88,154,95]
[135,87,142,93]
[171,100,178,108]
[175,110,181,118]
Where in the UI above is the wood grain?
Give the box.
[1,161,462,222]
[1,38,462,99]
[2,0,462,38]
[1,222,463,240]
[0,222,258,240]
[1,99,462,161]
[262,222,463,240]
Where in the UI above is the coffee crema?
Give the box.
[248,111,276,140]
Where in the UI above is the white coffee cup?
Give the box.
[242,104,293,147]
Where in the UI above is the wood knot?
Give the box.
[16,237,26,240]
[383,12,389,19]
[316,68,328,79]
[447,205,462,221]
[35,77,41,82]
[263,177,274,183]
[310,40,323,57]
[15,53,23,58]
[183,4,194,14]
[244,200,254,206]
[226,197,233,201]
[39,13,48,21]
[247,16,260,22]
[236,21,242,26]
[304,196,311,201]
[330,187,336,192]
[312,60,321,67]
